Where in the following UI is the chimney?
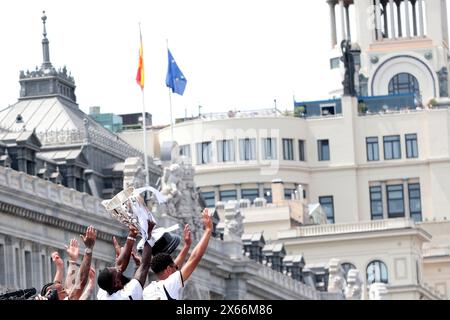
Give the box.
[271,179,285,205]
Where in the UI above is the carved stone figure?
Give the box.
[327,258,346,294]
[345,269,362,300]
[155,162,205,240]
[341,39,356,97]
[224,202,244,240]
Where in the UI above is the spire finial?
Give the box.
[42,11,47,39]
[41,10,51,66]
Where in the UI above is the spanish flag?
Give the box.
[136,30,144,90]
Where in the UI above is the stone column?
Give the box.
[339,0,346,41]
[345,3,351,41]
[327,0,338,47]
[235,184,242,201]
[213,185,220,205]
[381,182,388,219]
[418,0,425,36]
[389,0,396,38]
[257,183,264,199]
[375,0,383,40]
[404,0,411,37]
[403,180,410,219]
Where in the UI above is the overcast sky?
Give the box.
[0,1,448,126]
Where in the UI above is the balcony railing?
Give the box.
[278,218,417,239]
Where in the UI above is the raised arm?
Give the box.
[173,224,192,268]
[64,239,79,292]
[51,251,64,285]
[115,225,139,273]
[79,267,96,300]
[134,221,155,287]
[68,225,96,300]
[181,209,212,281]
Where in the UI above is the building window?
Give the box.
[262,138,277,160]
[405,134,418,159]
[241,189,259,203]
[179,145,191,158]
[220,190,237,202]
[342,263,357,281]
[319,196,335,223]
[330,57,340,69]
[370,186,384,220]
[318,139,330,161]
[217,140,235,162]
[264,188,272,204]
[367,260,388,284]
[196,142,212,165]
[387,184,405,218]
[239,138,256,161]
[201,192,216,208]
[383,135,401,160]
[409,183,422,222]
[24,251,32,288]
[0,244,5,287]
[366,137,379,162]
[284,188,296,200]
[321,104,336,116]
[282,139,294,161]
[298,140,306,161]
[388,72,420,97]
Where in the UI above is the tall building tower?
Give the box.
[327,0,449,104]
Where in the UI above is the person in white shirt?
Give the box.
[97,221,155,300]
[143,209,212,300]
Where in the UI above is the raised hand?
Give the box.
[131,249,141,268]
[65,239,79,261]
[88,267,96,281]
[80,225,96,249]
[184,224,192,247]
[51,251,64,269]
[202,208,213,231]
[113,236,121,258]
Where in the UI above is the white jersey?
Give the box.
[97,278,143,300]
[143,271,184,300]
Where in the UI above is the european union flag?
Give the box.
[166,49,187,96]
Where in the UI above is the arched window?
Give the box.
[342,262,357,281]
[388,73,420,97]
[366,260,388,284]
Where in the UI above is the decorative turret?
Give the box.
[18,11,77,104]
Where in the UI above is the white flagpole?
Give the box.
[140,23,150,186]
[166,39,174,142]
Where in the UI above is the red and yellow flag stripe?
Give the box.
[136,39,144,89]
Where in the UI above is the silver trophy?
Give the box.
[102,186,181,255]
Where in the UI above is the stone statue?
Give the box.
[327,258,346,294]
[156,162,204,240]
[224,201,244,240]
[345,269,362,300]
[341,39,356,97]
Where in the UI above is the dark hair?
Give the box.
[40,282,54,296]
[97,268,115,295]
[150,253,174,274]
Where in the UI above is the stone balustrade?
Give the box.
[278,218,417,239]
[0,165,109,219]
[255,263,321,300]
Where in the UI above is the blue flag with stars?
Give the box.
[166,49,187,96]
